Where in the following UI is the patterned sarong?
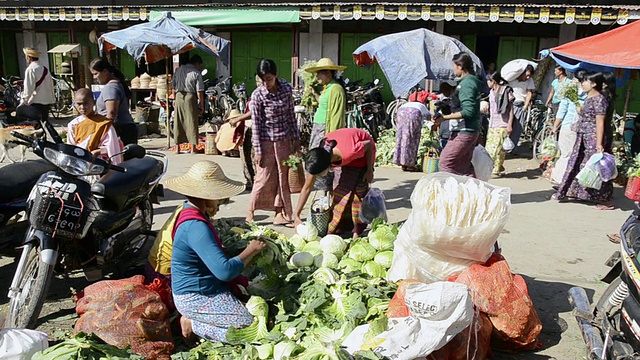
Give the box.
[249,139,293,217]
[329,166,369,236]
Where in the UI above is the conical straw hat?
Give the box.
[305,58,347,73]
[164,160,245,200]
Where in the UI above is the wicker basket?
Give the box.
[422,148,440,174]
[289,163,305,194]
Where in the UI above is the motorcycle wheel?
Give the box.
[7,242,55,329]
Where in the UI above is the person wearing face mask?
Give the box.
[552,72,614,210]
[165,160,267,342]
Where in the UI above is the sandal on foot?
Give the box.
[595,203,615,211]
[607,233,621,244]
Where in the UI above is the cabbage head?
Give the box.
[288,234,307,251]
[313,253,339,269]
[302,241,323,256]
[361,261,387,278]
[348,242,377,262]
[338,258,362,274]
[368,225,396,251]
[312,267,340,285]
[296,222,318,241]
[373,251,394,269]
[319,235,347,257]
[290,252,314,268]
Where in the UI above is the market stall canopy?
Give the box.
[353,28,484,97]
[98,12,230,65]
[48,44,81,55]
[543,20,640,71]
[149,7,300,26]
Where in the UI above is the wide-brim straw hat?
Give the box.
[225,109,243,121]
[23,47,40,58]
[164,160,245,200]
[305,58,347,73]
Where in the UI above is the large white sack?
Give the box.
[368,282,473,360]
[409,173,510,261]
[387,226,478,283]
[0,328,49,360]
[500,59,538,82]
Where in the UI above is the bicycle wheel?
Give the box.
[532,125,554,161]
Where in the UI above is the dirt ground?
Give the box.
[0,129,628,359]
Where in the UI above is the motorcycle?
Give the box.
[205,76,234,129]
[5,112,168,329]
[569,208,640,359]
[233,81,247,112]
[0,76,23,125]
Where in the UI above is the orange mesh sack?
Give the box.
[386,279,422,318]
[74,275,174,360]
[426,311,493,360]
[454,258,543,352]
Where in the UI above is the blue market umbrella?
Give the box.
[353,28,484,97]
[99,12,230,65]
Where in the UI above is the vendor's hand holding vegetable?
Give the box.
[239,238,267,265]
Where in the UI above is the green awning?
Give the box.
[149,7,300,25]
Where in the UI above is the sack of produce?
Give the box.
[74,275,174,359]
[471,145,494,182]
[500,59,537,83]
[359,187,388,224]
[453,255,543,352]
[388,173,510,282]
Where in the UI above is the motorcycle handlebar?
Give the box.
[109,164,126,173]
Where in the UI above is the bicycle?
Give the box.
[386,84,424,129]
[50,76,74,118]
[531,107,555,161]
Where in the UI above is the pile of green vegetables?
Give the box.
[375,127,439,167]
[173,219,400,360]
[34,332,144,359]
[297,60,320,109]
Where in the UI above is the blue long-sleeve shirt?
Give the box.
[556,98,578,128]
[171,204,244,296]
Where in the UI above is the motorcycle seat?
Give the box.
[91,157,163,205]
[0,159,55,204]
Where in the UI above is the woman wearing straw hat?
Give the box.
[305,58,347,192]
[165,160,267,341]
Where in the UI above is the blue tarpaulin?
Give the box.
[353,29,485,97]
[99,12,230,65]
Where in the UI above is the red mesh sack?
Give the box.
[74,275,174,360]
[146,277,175,313]
[454,257,543,352]
[426,311,493,360]
[386,279,421,318]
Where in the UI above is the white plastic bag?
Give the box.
[502,137,515,152]
[471,145,494,182]
[500,59,538,82]
[0,329,49,360]
[577,156,603,190]
[388,173,511,283]
[363,282,473,360]
[359,188,388,223]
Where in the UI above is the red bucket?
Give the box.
[625,177,640,201]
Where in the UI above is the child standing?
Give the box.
[485,72,514,176]
[67,88,123,164]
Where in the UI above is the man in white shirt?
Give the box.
[507,64,536,150]
[18,47,55,122]
[172,55,205,151]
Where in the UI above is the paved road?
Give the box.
[0,133,628,359]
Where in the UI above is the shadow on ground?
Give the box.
[382,179,419,210]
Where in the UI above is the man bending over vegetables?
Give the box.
[164,160,267,341]
[294,128,376,239]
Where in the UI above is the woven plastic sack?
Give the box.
[359,187,388,223]
[471,145,494,182]
[74,275,174,360]
[454,255,543,352]
[0,329,48,360]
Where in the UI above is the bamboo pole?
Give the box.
[623,78,634,121]
[166,57,171,148]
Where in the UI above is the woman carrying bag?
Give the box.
[294,128,376,239]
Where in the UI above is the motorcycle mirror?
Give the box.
[122,144,146,160]
[201,69,208,77]
[344,78,350,84]
[374,79,380,86]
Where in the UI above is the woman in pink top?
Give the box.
[485,72,514,176]
[294,128,376,238]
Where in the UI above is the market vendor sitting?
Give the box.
[164,160,267,341]
[294,128,376,239]
[67,88,123,164]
